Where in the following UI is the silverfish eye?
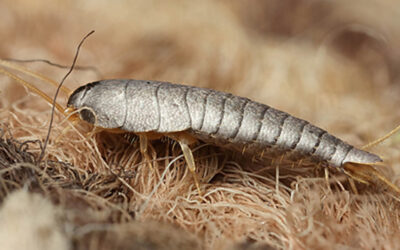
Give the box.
[79,108,96,124]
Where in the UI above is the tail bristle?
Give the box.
[343,162,400,194]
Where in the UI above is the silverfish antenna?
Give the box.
[38,30,95,162]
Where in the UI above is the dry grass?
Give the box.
[1,0,400,249]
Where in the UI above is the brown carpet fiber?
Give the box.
[1,1,400,249]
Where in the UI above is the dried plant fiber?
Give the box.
[1,0,400,249]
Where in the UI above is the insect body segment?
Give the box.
[66,79,386,194]
[67,80,383,167]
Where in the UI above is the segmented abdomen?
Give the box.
[127,80,381,167]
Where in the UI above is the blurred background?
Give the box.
[1,0,400,249]
[1,0,400,143]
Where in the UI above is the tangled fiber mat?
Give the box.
[1,1,400,249]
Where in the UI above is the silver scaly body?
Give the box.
[67,79,382,168]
